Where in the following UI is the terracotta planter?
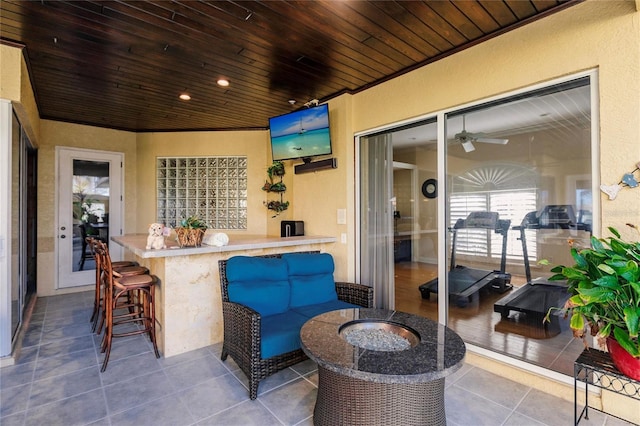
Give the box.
[175,227,205,248]
[607,336,640,381]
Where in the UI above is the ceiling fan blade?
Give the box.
[475,136,509,145]
[461,140,475,152]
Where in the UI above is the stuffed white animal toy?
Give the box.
[146,223,167,250]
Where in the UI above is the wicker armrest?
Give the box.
[335,281,374,308]
[221,300,262,362]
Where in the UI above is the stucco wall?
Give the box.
[0,45,21,103]
[0,44,40,146]
[134,130,270,236]
[288,94,355,281]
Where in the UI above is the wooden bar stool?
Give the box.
[87,237,148,334]
[94,240,160,372]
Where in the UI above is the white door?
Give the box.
[57,147,124,288]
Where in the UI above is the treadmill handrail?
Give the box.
[448,214,511,273]
[514,208,592,284]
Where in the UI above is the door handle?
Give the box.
[60,235,66,239]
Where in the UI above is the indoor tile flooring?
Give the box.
[0,291,634,426]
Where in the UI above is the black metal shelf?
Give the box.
[574,348,640,425]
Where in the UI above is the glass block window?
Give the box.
[156,156,247,229]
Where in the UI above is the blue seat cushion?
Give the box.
[283,253,338,308]
[292,300,360,319]
[260,311,309,359]
[226,256,290,316]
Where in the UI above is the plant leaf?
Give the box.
[569,313,585,332]
[629,281,640,299]
[562,267,586,280]
[610,238,632,255]
[568,294,585,306]
[609,227,621,239]
[597,264,616,275]
[576,286,616,304]
[572,249,589,270]
[547,273,567,282]
[550,265,564,273]
[623,306,640,338]
[591,236,604,252]
[592,275,621,289]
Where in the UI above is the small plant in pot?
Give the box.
[175,215,208,247]
[546,225,640,380]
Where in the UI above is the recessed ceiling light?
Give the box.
[217,79,230,87]
[179,94,191,100]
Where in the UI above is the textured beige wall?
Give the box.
[0,45,21,101]
[36,120,137,296]
[0,44,40,145]
[135,130,269,236]
[287,95,355,280]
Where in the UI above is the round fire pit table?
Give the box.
[300,308,465,426]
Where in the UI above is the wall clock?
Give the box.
[422,179,438,198]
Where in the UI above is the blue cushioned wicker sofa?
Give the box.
[218,252,373,399]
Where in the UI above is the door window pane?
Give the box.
[72,160,109,272]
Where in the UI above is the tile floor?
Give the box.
[0,291,634,426]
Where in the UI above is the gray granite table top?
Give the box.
[300,308,466,384]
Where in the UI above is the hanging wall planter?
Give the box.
[263,161,289,216]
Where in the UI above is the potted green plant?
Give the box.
[175,215,208,247]
[266,161,285,179]
[262,161,289,216]
[546,225,640,379]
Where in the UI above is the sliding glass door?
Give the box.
[358,119,440,313]
[0,101,37,359]
[358,72,597,377]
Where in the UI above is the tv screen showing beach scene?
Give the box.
[269,104,332,161]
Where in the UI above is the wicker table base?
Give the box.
[314,366,446,426]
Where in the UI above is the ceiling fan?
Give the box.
[454,116,509,153]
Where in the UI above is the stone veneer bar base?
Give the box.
[315,367,445,426]
[113,234,336,358]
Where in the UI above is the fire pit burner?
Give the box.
[339,320,420,351]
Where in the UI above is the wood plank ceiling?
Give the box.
[0,0,579,132]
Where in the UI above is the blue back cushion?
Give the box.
[283,253,337,308]
[225,256,290,316]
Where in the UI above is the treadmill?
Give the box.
[493,205,591,323]
[419,211,512,304]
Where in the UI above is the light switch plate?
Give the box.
[337,209,347,224]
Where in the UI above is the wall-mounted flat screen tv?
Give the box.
[269,104,332,162]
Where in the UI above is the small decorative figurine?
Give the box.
[146,223,167,250]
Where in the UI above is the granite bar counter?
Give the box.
[112,234,336,358]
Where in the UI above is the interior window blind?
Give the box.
[450,190,537,262]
